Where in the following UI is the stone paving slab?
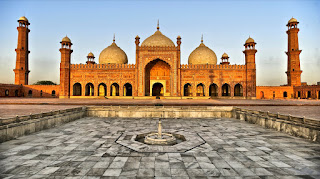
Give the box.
[0,117,320,178]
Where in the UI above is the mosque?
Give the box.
[0,16,319,99]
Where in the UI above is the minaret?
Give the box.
[286,17,302,86]
[14,16,30,85]
[59,36,73,98]
[243,37,257,98]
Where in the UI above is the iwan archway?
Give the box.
[145,59,171,96]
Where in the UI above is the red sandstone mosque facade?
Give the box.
[0,16,319,99]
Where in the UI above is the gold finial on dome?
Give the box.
[201,34,203,43]
[113,33,115,43]
[157,19,160,30]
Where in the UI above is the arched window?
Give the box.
[85,83,94,96]
[260,91,264,99]
[28,90,32,97]
[111,83,120,96]
[5,89,9,96]
[234,84,243,97]
[222,83,231,96]
[124,83,132,96]
[283,91,287,98]
[184,83,192,96]
[196,83,205,96]
[307,91,311,98]
[98,83,107,96]
[52,90,56,97]
[209,83,218,97]
[73,83,82,96]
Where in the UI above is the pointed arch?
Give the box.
[111,83,120,96]
[85,83,94,96]
[184,83,192,96]
[209,83,218,97]
[124,83,132,96]
[234,83,243,97]
[98,83,107,96]
[73,83,82,96]
[222,83,231,96]
[196,83,205,96]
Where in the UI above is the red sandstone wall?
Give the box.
[22,85,60,98]
[0,84,23,97]
[294,85,320,99]
[256,86,294,99]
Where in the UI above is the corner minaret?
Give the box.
[59,36,73,98]
[14,16,30,85]
[243,37,257,98]
[286,17,302,86]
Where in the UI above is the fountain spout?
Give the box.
[158,119,162,139]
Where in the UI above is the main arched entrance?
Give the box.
[145,59,171,96]
[152,83,164,96]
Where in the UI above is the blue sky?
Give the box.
[0,0,319,85]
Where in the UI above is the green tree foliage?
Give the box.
[33,81,57,85]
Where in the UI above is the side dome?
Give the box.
[99,41,128,64]
[141,30,175,47]
[188,42,217,65]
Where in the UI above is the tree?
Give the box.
[33,81,57,85]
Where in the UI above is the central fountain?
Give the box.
[144,119,177,145]
[134,118,186,146]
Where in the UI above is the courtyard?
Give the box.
[0,116,319,178]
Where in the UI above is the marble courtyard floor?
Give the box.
[0,117,319,178]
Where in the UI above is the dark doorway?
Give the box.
[283,91,288,98]
[184,83,192,96]
[152,83,164,96]
[234,84,243,97]
[111,83,120,96]
[15,90,19,97]
[209,83,218,97]
[196,83,205,96]
[85,83,94,96]
[124,83,132,96]
[307,91,311,98]
[28,90,32,97]
[73,83,82,96]
[52,90,56,97]
[222,83,230,96]
[298,91,301,98]
[98,83,107,96]
[5,89,9,96]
